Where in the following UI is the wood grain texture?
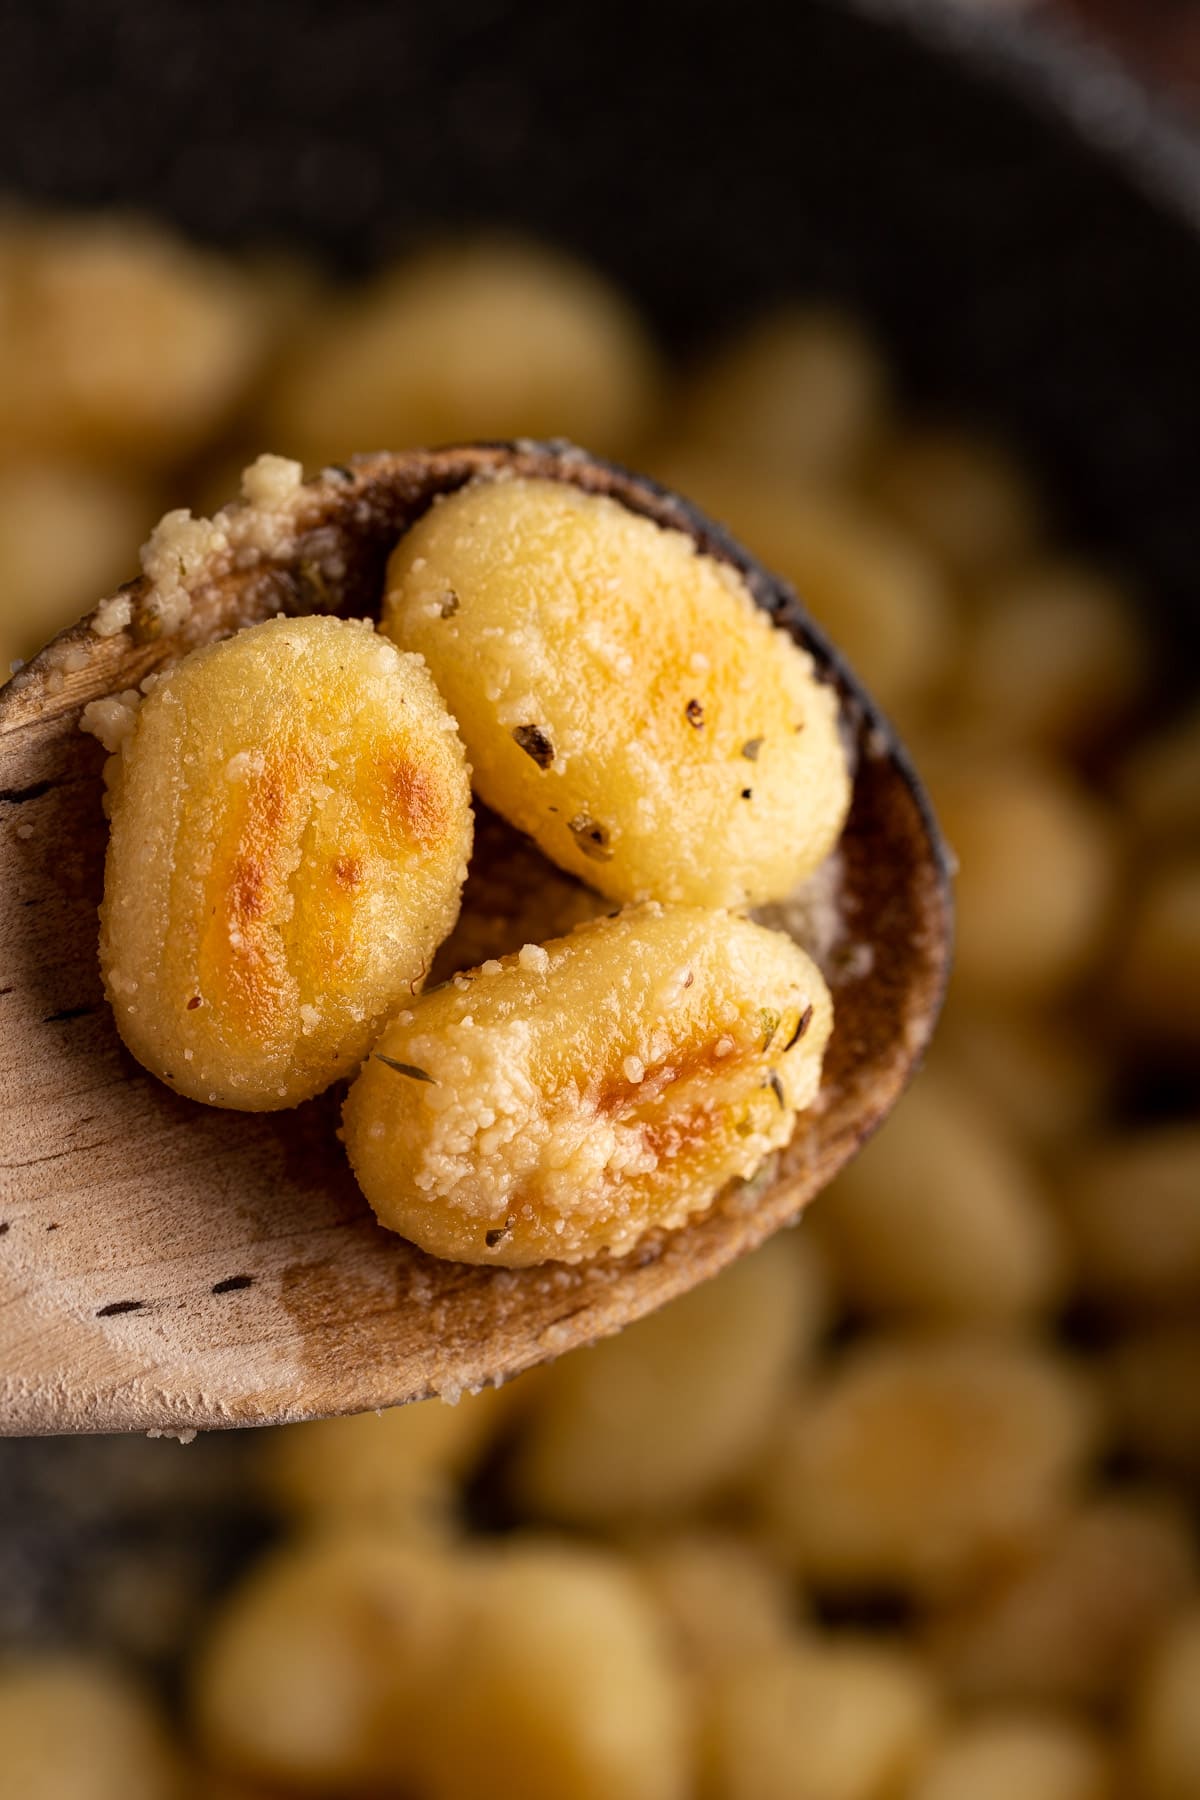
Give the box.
[0,443,952,1435]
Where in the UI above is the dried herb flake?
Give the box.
[485,1220,513,1249]
[766,1070,786,1109]
[513,723,555,769]
[784,1004,814,1052]
[375,1054,437,1084]
[741,737,764,761]
[760,1008,781,1052]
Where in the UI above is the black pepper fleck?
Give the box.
[212,1274,255,1295]
[766,1070,786,1109]
[512,723,555,769]
[438,588,460,618]
[741,788,753,800]
[685,699,705,728]
[96,1300,146,1318]
[485,1221,512,1249]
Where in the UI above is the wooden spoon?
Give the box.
[0,442,952,1435]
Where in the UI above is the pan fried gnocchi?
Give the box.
[98,614,472,1109]
[342,906,832,1266]
[381,476,850,908]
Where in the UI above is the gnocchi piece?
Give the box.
[757,1336,1102,1602]
[909,1713,1115,1800]
[1129,1609,1200,1800]
[1105,1322,1200,1483]
[0,213,266,467]
[510,1234,828,1523]
[650,459,953,717]
[266,238,661,465]
[0,1657,183,1800]
[631,1530,799,1678]
[259,1379,526,1530]
[679,306,889,483]
[812,1066,1067,1322]
[1115,858,1200,1047]
[925,1493,1197,1708]
[430,805,609,984]
[955,558,1145,750]
[1058,1126,1200,1314]
[416,1539,689,1800]
[190,1531,461,1791]
[925,753,1119,1000]
[343,905,832,1265]
[867,426,1042,579]
[0,463,154,678]
[381,477,850,908]
[98,615,472,1109]
[699,1641,940,1800]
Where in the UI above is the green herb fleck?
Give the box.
[375,1055,437,1084]
[741,737,764,761]
[760,1008,782,1052]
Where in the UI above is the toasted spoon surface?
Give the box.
[0,442,952,1435]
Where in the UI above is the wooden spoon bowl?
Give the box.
[0,442,952,1434]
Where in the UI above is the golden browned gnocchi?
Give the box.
[630,1530,798,1677]
[259,1380,528,1531]
[265,238,661,466]
[381,477,850,908]
[510,1235,827,1522]
[0,213,266,467]
[757,1336,1102,1602]
[0,1657,183,1800]
[98,614,471,1109]
[342,905,832,1265]
[415,1540,689,1800]
[813,1066,1067,1324]
[678,306,890,484]
[699,1641,940,1800]
[0,463,155,678]
[925,1493,1196,1709]
[191,1532,461,1791]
